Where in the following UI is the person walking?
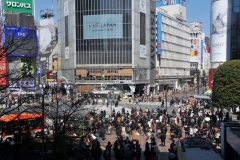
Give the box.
[150,147,157,160]
[144,145,151,160]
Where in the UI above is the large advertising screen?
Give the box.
[20,58,35,76]
[83,14,123,39]
[3,25,38,57]
[210,0,229,62]
[190,38,199,63]
[4,0,33,14]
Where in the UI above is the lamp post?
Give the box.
[39,84,45,159]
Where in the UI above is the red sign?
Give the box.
[157,43,161,48]
[0,49,7,86]
[47,70,53,79]
[208,68,216,90]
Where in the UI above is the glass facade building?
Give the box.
[58,0,156,93]
[231,0,240,60]
[75,0,132,64]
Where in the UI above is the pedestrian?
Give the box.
[144,145,151,160]
[160,133,166,146]
[150,147,156,160]
[218,111,223,122]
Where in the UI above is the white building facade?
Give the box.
[156,6,190,91]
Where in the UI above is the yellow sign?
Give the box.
[53,60,58,73]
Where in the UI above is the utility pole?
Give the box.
[197,69,200,95]
[41,85,45,159]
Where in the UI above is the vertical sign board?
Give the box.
[157,13,162,54]
[150,0,156,85]
[200,40,204,64]
[190,38,199,63]
[0,24,7,86]
[0,50,7,86]
[64,0,69,59]
[210,0,230,62]
[140,0,146,58]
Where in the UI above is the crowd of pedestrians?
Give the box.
[75,96,227,159]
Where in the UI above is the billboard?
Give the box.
[189,22,202,33]
[208,68,216,90]
[156,0,186,7]
[4,0,33,14]
[64,1,69,59]
[157,13,162,54]
[83,14,123,39]
[190,38,199,63]
[20,58,35,76]
[3,25,38,57]
[140,0,146,58]
[9,79,35,89]
[210,0,229,62]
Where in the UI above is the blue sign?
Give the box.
[201,40,204,64]
[156,0,186,7]
[157,13,162,55]
[3,25,38,58]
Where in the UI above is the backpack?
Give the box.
[173,146,177,153]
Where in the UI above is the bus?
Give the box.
[0,113,46,142]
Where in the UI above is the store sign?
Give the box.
[4,0,33,14]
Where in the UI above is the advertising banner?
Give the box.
[140,0,146,58]
[9,79,35,89]
[53,58,58,73]
[157,13,162,54]
[3,25,37,57]
[64,1,69,59]
[156,0,186,7]
[200,40,204,64]
[0,50,7,86]
[83,14,123,39]
[210,0,228,62]
[190,38,199,63]
[20,58,35,76]
[4,0,32,14]
[189,22,202,33]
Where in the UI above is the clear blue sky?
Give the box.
[186,0,211,37]
[35,0,211,36]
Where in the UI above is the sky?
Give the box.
[35,0,211,37]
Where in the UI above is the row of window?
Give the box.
[162,15,189,32]
[161,41,189,53]
[75,0,132,12]
[161,23,189,39]
[76,52,132,64]
[162,32,189,46]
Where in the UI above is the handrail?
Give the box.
[177,140,184,160]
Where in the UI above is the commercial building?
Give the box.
[0,0,37,91]
[37,9,58,85]
[156,0,190,91]
[58,0,156,95]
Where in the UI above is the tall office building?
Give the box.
[58,0,156,94]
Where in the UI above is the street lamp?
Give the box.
[39,84,45,158]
